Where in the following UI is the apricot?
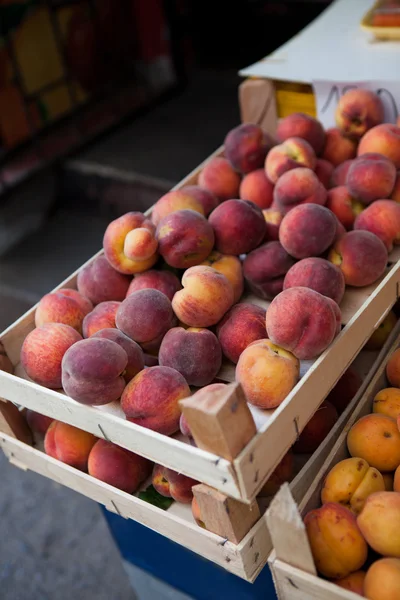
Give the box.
[293,401,338,454]
[322,127,357,167]
[262,206,283,241]
[82,301,120,337]
[151,190,204,226]
[239,168,274,209]
[243,241,295,300]
[200,250,243,303]
[276,112,325,155]
[373,386,400,423]
[216,303,266,364]
[77,255,131,305]
[326,366,362,414]
[387,349,400,387]
[366,311,398,351]
[180,185,219,216]
[358,491,400,557]
[358,124,400,169]
[336,89,384,139]
[315,158,334,188]
[152,464,198,503]
[354,200,400,252]
[326,186,364,230]
[258,451,294,497]
[330,159,354,188]
[283,257,345,304]
[126,269,181,301]
[364,557,400,600]
[45,420,97,471]
[208,199,266,255]
[91,328,144,382]
[347,414,400,472]
[279,204,337,259]
[334,570,365,595]
[265,137,316,183]
[347,154,396,205]
[273,167,327,214]
[198,156,241,201]
[35,288,92,333]
[25,410,54,436]
[224,123,273,173]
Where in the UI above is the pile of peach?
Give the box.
[303,348,400,599]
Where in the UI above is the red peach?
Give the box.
[77,255,131,305]
[82,301,120,337]
[243,241,295,300]
[239,169,274,209]
[358,123,400,169]
[45,420,97,471]
[391,172,400,203]
[208,199,266,255]
[216,303,267,363]
[279,204,337,259]
[151,190,204,226]
[354,199,400,252]
[346,153,396,205]
[180,185,218,216]
[273,167,327,214]
[283,257,345,304]
[330,159,354,188]
[326,186,364,230]
[265,137,316,184]
[263,207,283,241]
[335,89,384,139]
[277,113,325,155]
[25,410,54,435]
[322,128,357,167]
[224,123,273,174]
[152,464,198,503]
[35,288,92,333]
[198,156,241,201]
[315,159,334,188]
[91,328,144,382]
[326,366,362,414]
[293,401,338,454]
[258,451,294,496]
[126,269,181,301]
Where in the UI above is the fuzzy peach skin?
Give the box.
[347,153,396,205]
[25,410,54,436]
[216,303,266,364]
[366,310,398,351]
[386,349,400,387]
[158,327,222,387]
[391,172,400,203]
[330,159,354,188]
[44,420,97,471]
[121,366,190,435]
[326,366,362,414]
[263,207,283,241]
[62,338,128,405]
[265,137,316,184]
[358,491,400,558]
[315,159,334,188]
[266,287,338,360]
[304,503,368,579]
[116,289,176,345]
[322,128,357,167]
[328,230,388,287]
[354,199,400,252]
[293,401,338,454]
[273,167,327,215]
[35,288,92,333]
[152,464,199,503]
[239,169,274,209]
[243,241,295,300]
[126,269,181,301]
[179,383,226,440]
[327,297,342,336]
[103,212,158,274]
[335,89,384,139]
[21,323,82,388]
[92,328,144,382]
[88,439,151,493]
[284,257,345,304]
[358,124,400,169]
[347,414,400,472]
[197,157,241,201]
[326,186,364,230]
[224,123,273,174]
[172,266,234,328]
[258,451,294,497]
[235,339,299,409]
[364,558,400,600]
[77,255,131,305]
[180,185,218,217]
[276,113,325,155]
[333,570,365,595]
[82,301,120,337]
[151,190,204,226]
[156,209,214,269]
[200,251,243,303]
[279,204,337,260]
[208,199,266,255]
[321,457,385,515]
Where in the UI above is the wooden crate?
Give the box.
[267,325,400,599]
[0,147,400,506]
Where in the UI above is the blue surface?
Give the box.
[101,508,277,600]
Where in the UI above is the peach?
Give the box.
[116,289,176,345]
[347,414,400,472]
[103,212,158,274]
[151,190,204,226]
[208,199,265,255]
[364,557,400,600]
[152,464,198,503]
[326,186,364,230]
[62,338,127,405]
[25,410,54,435]
[158,327,222,387]
[44,420,97,470]
[21,323,82,389]
[327,297,342,336]
[321,457,385,514]
[156,209,214,269]
[172,266,234,328]
[383,472,395,492]
[243,241,295,300]
[315,158,334,188]
[266,287,338,360]
[35,288,92,333]
[347,154,396,205]
[200,251,243,303]
[334,218,346,242]
[180,185,218,216]
[216,303,266,364]
[326,366,362,414]
[179,383,226,440]
[126,270,181,301]
[279,204,337,259]
[322,128,357,166]
[198,156,241,201]
[293,401,338,454]
[88,439,151,493]
[334,571,366,595]
[336,89,384,139]
[77,255,131,305]
[304,503,368,579]
[328,231,388,287]
[273,167,327,215]
[276,113,325,155]
[265,137,316,183]
[239,169,274,209]
[91,328,144,382]
[283,257,345,304]
[82,300,120,337]
[355,200,400,252]
[263,206,283,241]
[358,491,400,557]
[391,172,400,203]
[366,311,398,351]
[224,123,273,174]
[235,339,299,409]
[121,366,190,435]
[258,451,294,497]
[387,349,400,387]
[358,124,400,169]
[330,159,354,187]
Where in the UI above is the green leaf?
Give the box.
[138,485,174,510]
